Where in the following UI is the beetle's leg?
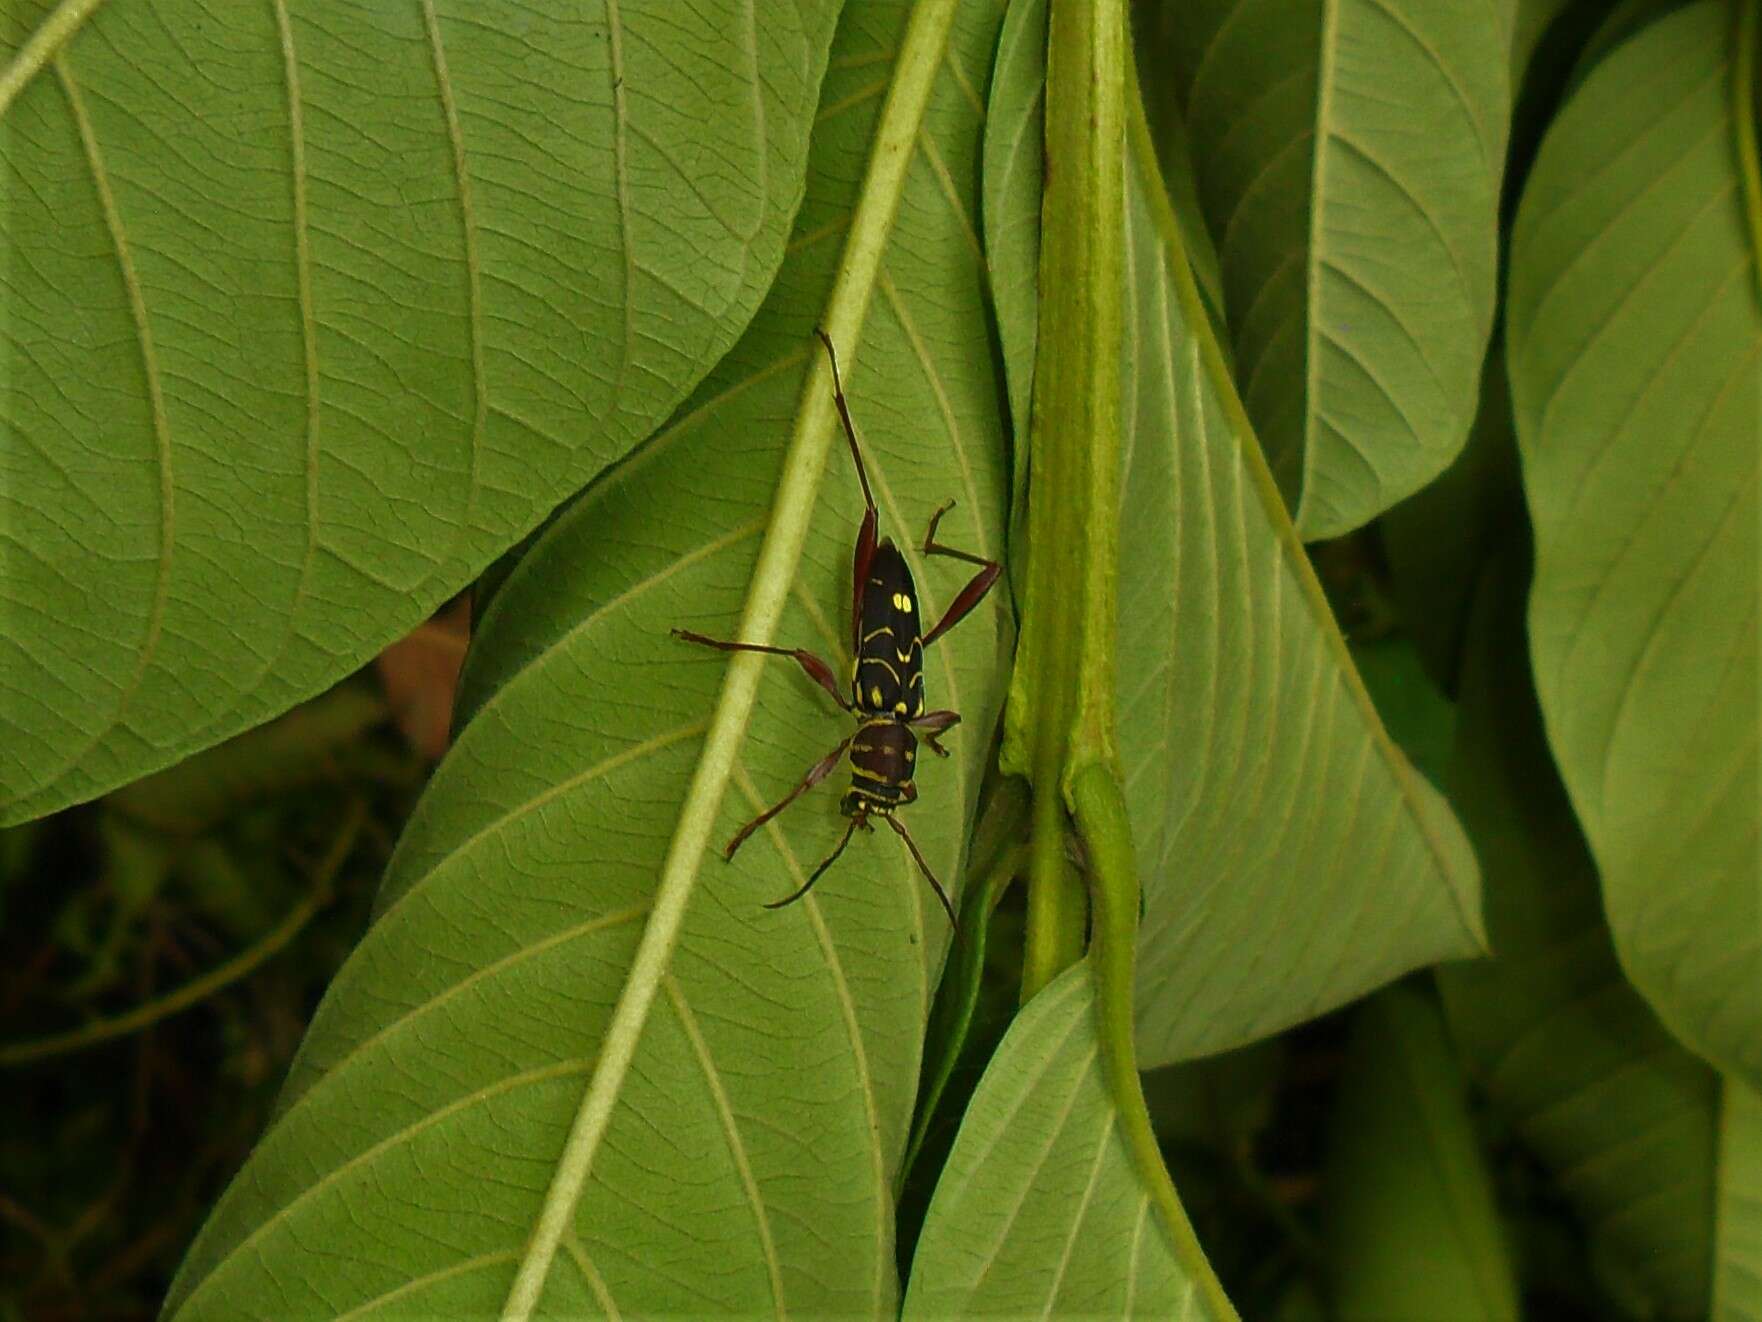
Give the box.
[726,732,855,861]
[883,814,959,936]
[672,630,851,711]
[764,812,861,910]
[816,329,879,650]
[908,708,961,757]
[919,501,1002,649]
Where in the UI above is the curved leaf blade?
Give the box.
[1148,0,1511,537]
[0,1,837,822]
[903,964,1227,1319]
[1506,0,1762,1089]
[162,2,1013,1315]
[1118,100,1484,1065]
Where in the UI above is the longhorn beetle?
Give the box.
[673,330,1000,930]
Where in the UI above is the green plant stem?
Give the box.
[1071,765,1236,1317]
[1022,793,1085,997]
[1006,0,1127,1000]
[1735,0,1762,306]
[499,5,961,1316]
[0,0,108,117]
[0,799,364,1069]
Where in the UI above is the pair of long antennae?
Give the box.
[764,811,960,935]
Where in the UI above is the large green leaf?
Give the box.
[903,964,1230,1318]
[1143,0,1512,538]
[1437,552,1717,1319]
[162,2,1012,1314]
[1121,112,1483,1066]
[1323,985,1520,1321]
[0,1,838,824]
[981,0,1484,1069]
[1506,0,1762,1089]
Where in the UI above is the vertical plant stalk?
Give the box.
[998,0,1233,1307]
[499,4,961,1316]
[1003,0,1126,1000]
[1071,766,1236,1318]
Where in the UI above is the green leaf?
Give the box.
[981,0,1049,447]
[903,963,1230,1318]
[902,789,1024,1181]
[1117,95,1484,1067]
[1437,552,1716,1319]
[1568,0,1698,91]
[1348,636,1457,789]
[1379,342,1522,692]
[162,2,1013,1314]
[0,1,839,824]
[1143,0,1512,537]
[1324,985,1520,1322]
[1513,0,1575,80]
[1506,0,1762,1089]
[1717,1081,1762,1320]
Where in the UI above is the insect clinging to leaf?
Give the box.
[673,329,1000,930]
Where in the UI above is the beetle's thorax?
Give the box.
[851,540,927,720]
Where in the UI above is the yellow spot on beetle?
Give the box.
[893,592,912,612]
[870,685,884,707]
[895,701,907,715]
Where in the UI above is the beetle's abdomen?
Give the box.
[852,540,927,718]
[845,719,917,811]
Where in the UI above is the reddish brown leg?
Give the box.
[726,732,855,860]
[909,709,961,757]
[673,629,850,712]
[883,814,960,936]
[919,501,1001,649]
[764,811,862,910]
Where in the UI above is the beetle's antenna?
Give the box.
[764,816,861,911]
[815,329,876,520]
[883,814,960,936]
